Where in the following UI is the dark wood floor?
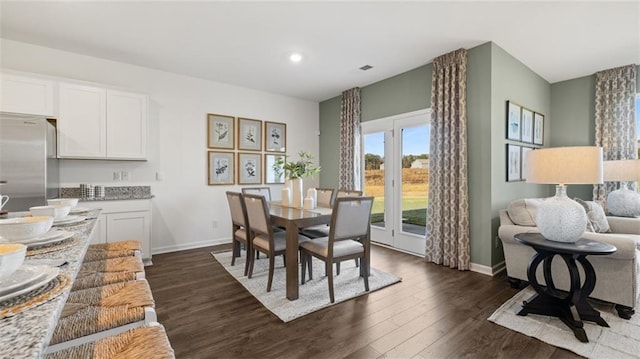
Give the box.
[145,244,581,359]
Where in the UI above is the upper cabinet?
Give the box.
[0,73,55,117]
[58,83,148,160]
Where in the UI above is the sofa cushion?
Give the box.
[507,199,544,226]
[575,198,610,233]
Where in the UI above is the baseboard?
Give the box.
[152,238,230,255]
[470,260,506,276]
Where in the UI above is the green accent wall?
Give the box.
[318,44,636,270]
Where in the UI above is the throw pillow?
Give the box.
[507,198,544,226]
[574,198,610,233]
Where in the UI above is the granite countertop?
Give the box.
[61,186,154,202]
[0,209,100,358]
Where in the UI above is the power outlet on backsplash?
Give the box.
[113,171,121,181]
[121,171,130,181]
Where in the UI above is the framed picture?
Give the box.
[506,144,521,182]
[520,146,533,181]
[208,151,235,185]
[506,101,522,141]
[207,113,235,149]
[521,108,534,143]
[264,121,286,152]
[264,154,285,184]
[533,112,545,145]
[238,152,262,184]
[238,118,262,151]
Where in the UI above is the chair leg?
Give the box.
[248,250,255,279]
[301,253,307,284]
[362,256,370,291]
[355,258,359,267]
[231,241,238,266]
[267,255,275,292]
[308,255,313,280]
[243,246,251,277]
[336,262,340,276]
[283,254,286,267]
[327,261,335,303]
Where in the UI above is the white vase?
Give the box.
[291,178,304,208]
[282,179,292,206]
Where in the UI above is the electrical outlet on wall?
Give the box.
[113,171,121,181]
[121,171,129,181]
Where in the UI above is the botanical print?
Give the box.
[507,144,521,182]
[243,158,257,179]
[521,108,533,143]
[208,152,234,185]
[265,122,286,152]
[215,121,230,143]
[238,118,262,151]
[270,128,281,146]
[245,125,257,144]
[521,147,532,180]
[207,114,234,149]
[507,102,521,141]
[533,113,544,145]
[238,153,261,184]
[214,157,230,180]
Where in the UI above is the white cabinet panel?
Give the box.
[106,90,148,159]
[58,83,107,158]
[1,73,55,116]
[89,215,107,245]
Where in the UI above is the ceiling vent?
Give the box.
[359,65,373,71]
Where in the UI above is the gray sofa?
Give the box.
[498,200,640,319]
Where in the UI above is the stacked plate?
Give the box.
[17,229,74,248]
[0,264,59,302]
[69,207,91,215]
[52,215,86,226]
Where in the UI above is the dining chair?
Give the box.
[226,191,252,276]
[243,193,310,292]
[242,187,272,202]
[315,188,335,208]
[299,196,374,303]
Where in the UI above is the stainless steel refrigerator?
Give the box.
[0,115,59,211]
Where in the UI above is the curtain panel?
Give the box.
[339,87,362,191]
[593,64,638,202]
[425,48,470,270]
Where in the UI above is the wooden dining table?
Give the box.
[268,202,333,300]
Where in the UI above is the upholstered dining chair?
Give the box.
[242,187,272,202]
[299,196,374,303]
[225,191,252,276]
[243,193,310,292]
[315,188,336,208]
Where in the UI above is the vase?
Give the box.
[281,179,292,206]
[291,178,304,208]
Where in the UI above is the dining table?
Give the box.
[0,209,100,359]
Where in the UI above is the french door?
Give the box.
[362,109,430,256]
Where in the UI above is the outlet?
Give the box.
[212,220,218,229]
[113,171,121,181]
[121,171,129,181]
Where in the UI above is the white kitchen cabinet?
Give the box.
[1,73,55,117]
[57,82,148,160]
[84,199,152,264]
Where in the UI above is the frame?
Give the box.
[207,113,235,149]
[238,152,262,184]
[533,112,545,145]
[521,108,534,143]
[264,121,287,152]
[208,151,235,185]
[520,146,533,181]
[238,118,262,151]
[506,101,522,141]
[264,154,286,184]
[506,144,521,182]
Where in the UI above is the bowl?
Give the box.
[0,243,27,279]
[47,198,79,208]
[30,205,71,219]
[0,216,54,241]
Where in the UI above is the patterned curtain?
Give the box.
[593,65,637,202]
[425,48,470,270]
[339,87,361,190]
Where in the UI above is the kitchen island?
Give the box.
[0,210,99,358]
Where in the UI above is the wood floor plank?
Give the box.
[145,244,582,359]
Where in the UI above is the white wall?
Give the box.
[1,39,320,254]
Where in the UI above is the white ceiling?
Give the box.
[1,1,638,102]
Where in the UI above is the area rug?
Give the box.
[210,250,401,322]
[488,287,640,358]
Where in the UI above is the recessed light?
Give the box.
[289,53,303,63]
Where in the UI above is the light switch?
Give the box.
[113,171,121,181]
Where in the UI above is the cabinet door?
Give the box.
[89,215,107,245]
[1,73,55,116]
[106,90,148,159]
[58,83,107,158]
[106,211,151,260]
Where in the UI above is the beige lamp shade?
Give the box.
[525,146,604,185]
[603,159,640,181]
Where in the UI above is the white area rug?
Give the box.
[488,287,640,358]
[211,250,401,322]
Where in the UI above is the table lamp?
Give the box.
[525,146,603,242]
[603,159,640,217]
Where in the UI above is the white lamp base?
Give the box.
[537,185,587,243]
[607,186,640,217]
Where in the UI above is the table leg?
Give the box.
[285,222,299,300]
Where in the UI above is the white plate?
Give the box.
[69,207,91,214]
[0,266,60,302]
[14,228,69,244]
[52,215,85,225]
[25,230,74,248]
